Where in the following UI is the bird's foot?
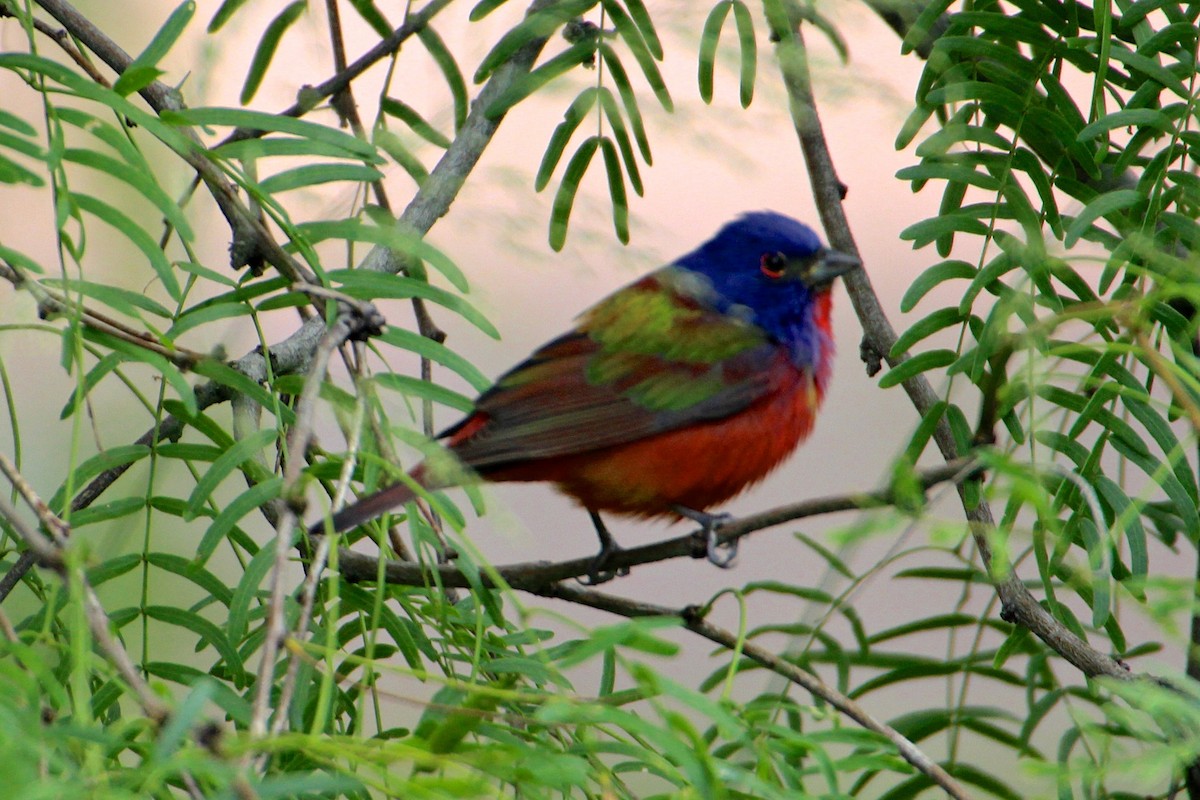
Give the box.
[675,506,737,568]
[579,540,630,586]
[579,510,630,585]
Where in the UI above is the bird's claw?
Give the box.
[676,507,737,568]
[703,521,738,567]
[579,542,629,586]
[580,510,630,585]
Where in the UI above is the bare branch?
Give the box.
[334,459,982,588]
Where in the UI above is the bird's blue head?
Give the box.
[671,212,859,367]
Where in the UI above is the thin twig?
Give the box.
[219,0,455,146]
[0,7,110,84]
[247,302,384,740]
[0,261,206,369]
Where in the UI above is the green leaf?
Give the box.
[1093,476,1147,579]
[878,350,958,389]
[60,353,122,420]
[145,552,233,607]
[71,497,147,528]
[474,0,597,82]
[195,477,282,565]
[418,28,469,131]
[549,136,600,251]
[145,605,246,681]
[170,107,381,163]
[80,328,198,416]
[380,97,452,148]
[600,44,651,162]
[899,216,991,249]
[897,162,1002,191]
[214,136,374,162]
[373,128,429,186]
[1109,45,1191,99]
[1077,107,1175,142]
[900,260,976,313]
[298,217,467,290]
[326,269,497,338]
[43,278,172,319]
[377,327,490,392]
[373,373,474,413]
[50,445,150,514]
[597,88,643,195]
[599,137,629,244]
[602,0,672,111]
[1077,517,1111,628]
[168,299,252,338]
[732,1,757,107]
[0,109,36,136]
[0,151,42,187]
[88,553,143,586]
[1,54,196,155]
[185,428,278,520]
[469,0,509,20]
[226,543,276,645]
[890,307,966,359]
[535,89,598,191]
[208,0,249,32]
[485,40,597,119]
[240,1,307,105]
[63,148,194,242]
[70,192,181,301]
[1063,189,1143,246]
[193,359,292,423]
[258,163,384,193]
[697,2,731,104]
[114,1,195,96]
[347,0,392,38]
[0,243,45,274]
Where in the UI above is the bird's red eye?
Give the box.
[760,252,786,279]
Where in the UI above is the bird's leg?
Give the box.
[580,510,630,585]
[674,505,737,568]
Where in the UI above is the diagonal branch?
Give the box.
[766,6,1130,681]
[516,583,971,799]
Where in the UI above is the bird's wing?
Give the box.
[440,271,786,470]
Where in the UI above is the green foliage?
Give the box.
[0,1,1198,799]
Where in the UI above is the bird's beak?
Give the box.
[804,249,860,288]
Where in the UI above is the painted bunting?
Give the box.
[315,212,858,580]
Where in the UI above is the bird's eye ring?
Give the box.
[760,252,786,279]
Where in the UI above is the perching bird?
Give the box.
[315,212,858,581]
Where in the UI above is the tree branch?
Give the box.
[767,7,1131,682]
[334,460,980,588]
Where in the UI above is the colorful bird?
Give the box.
[315,212,858,581]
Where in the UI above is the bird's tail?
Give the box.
[311,463,430,535]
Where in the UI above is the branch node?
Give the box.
[228,217,268,276]
[859,336,884,377]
